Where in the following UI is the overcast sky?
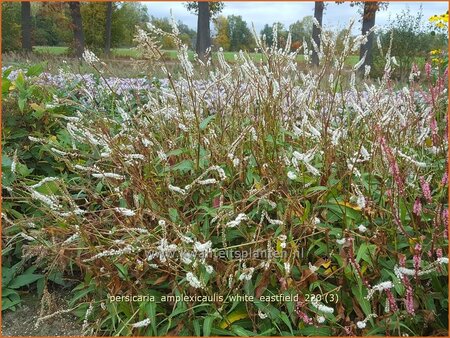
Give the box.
[144,1,448,34]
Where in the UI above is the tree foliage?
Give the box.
[1,2,149,52]
[372,7,448,79]
[1,2,22,52]
[110,2,149,47]
[289,16,313,46]
[227,15,255,51]
[184,1,224,17]
[150,16,196,49]
[213,15,230,50]
[260,22,288,48]
[33,2,73,46]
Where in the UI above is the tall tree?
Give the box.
[33,2,78,47]
[21,1,32,52]
[68,1,84,57]
[185,2,223,59]
[2,2,21,52]
[110,2,149,47]
[312,1,324,66]
[104,2,113,55]
[359,1,379,69]
[227,15,254,51]
[196,2,211,61]
[260,22,287,48]
[355,2,389,69]
[213,15,230,50]
[289,16,313,46]
[184,2,224,16]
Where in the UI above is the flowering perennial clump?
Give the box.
[1,17,448,336]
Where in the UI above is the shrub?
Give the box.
[372,8,448,80]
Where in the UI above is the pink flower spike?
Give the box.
[385,289,398,312]
[413,255,421,280]
[441,171,448,186]
[404,280,415,315]
[413,198,422,215]
[295,301,312,325]
[297,311,313,325]
[425,62,432,77]
[419,176,432,203]
[442,208,448,227]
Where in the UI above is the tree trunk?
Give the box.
[69,1,84,58]
[21,1,32,52]
[360,1,378,69]
[312,1,324,66]
[196,2,211,61]
[104,2,113,55]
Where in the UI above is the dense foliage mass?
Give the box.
[372,8,448,80]
[1,1,150,52]
[2,19,448,336]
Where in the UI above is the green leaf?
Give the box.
[26,63,45,77]
[279,312,293,335]
[351,282,371,317]
[318,203,361,221]
[16,163,33,177]
[203,315,215,337]
[192,319,201,336]
[18,97,26,112]
[69,284,95,306]
[48,271,65,285]
[1,288,18,298]
[115,263,128,280]
[231,325,255,336]
[144,301,157,335]
[199,114,215,130]
[171,159,193,172]
[9,273,44,289]
[167,148,184,157]
[298,326,332,335]
[169,208,179,222]
[356,243,376,265]
[2,67,12,78]
[2,78,11,95]
[2,155,12,168]
[2,295,21,311]
[211,327,236,336]
[305,186,328,194]
[37,277,45,298]
[15,71,25,90]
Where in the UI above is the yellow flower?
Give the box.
[429,15,439,22]
[430,49,442,55]
[429,12,449,27]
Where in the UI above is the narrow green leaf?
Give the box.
[9,273,44,289]
[199,114,215,130]
[203,315,215,337]
[279,312,294,335]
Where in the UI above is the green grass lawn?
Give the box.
[33,46,69,56]
[32,46,360,66]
